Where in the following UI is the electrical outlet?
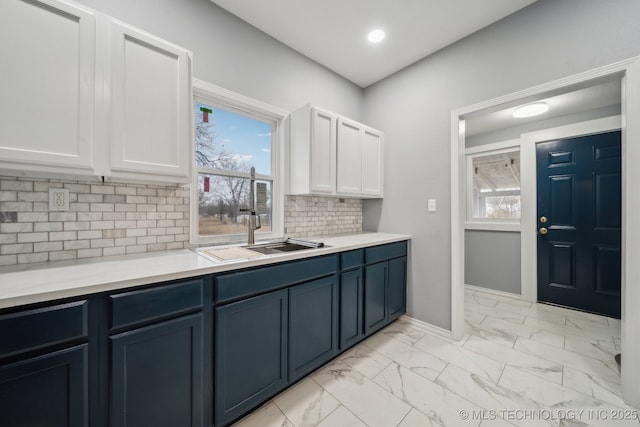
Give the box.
[49,188,69,211]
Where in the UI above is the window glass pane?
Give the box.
[195,103,272,175]
[198,173,272,237]
[471,150,521,219]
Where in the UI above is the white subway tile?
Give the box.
[103,246,126,256]
[78,212,103,221]
[34,222,63,232]
[77,248,103,259]
[64,240,91,250]
[91,185,115,195]
[78,194,103,203]
[17,232,48,243]
[50,212,77,222]
[126,228,147,237]
[18,252,48,264]
[0,234,17,244]
[91,239,115,248]
[34,241,63,252]
[1,243,33,255]
[1,223,33,233]
[0,191,17,201]
[126,245,147,254]
[78,230,103,240]
[90,203,114,212]
[137,236,157,245]
[64,222,90,231]
[49,250,77,261]
[0,254,18,266]
[90,221,115,230]
[1,180,33,191]
[49,231,78,241]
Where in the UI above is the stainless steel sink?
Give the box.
[246,242,315,254]
[196,238,326,263]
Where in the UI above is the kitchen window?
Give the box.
[466,141,521,230]
[191,80,286,245]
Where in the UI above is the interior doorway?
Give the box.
[450,57,640,408]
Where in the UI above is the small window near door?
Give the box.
[467,148,521,221]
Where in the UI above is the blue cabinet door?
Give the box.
[110,314,203,427]
[289,275,339,381]
[388,257,407,321]
[364,262,388,335]
[215,289,288,427]
[340,268,364,350]
[0,345,88,427]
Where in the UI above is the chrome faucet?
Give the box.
[241,167,261,245]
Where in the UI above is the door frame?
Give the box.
[450,56,640,407]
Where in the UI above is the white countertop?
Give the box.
[0,232,410,310]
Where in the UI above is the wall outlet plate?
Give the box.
[49,188,69,211]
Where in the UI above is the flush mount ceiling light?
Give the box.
[512,102,549,118]
[367,29,385,43]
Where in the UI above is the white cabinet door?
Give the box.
[309,108,336,194]
[336,118,362,195]
[109,20,192,183]
[361,128,383,197]
[0,0,96,173]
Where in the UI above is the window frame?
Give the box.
[190,79,288,245]
[465,139,522,232]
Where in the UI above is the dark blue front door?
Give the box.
[536,131,621,318]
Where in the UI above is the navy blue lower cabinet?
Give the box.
[215,289,288,427]
[364,262,388,335]
[289,275,339,381]
[0,345,88,427]
[110,314,203,427]
[339,268,364,349]
[388,256,407,321]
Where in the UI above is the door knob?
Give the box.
[539,227,548,235]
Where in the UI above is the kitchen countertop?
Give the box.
[0,232,410,310]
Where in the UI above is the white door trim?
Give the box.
[519,116,622,303]
[450,56,640,408]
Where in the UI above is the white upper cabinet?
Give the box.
[0,0,96,174]
[360,127,384,197]
[108,20,192,182]
[0,0,192,184]
[289,105,384,198]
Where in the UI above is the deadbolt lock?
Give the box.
[540,216,548,223]
[539,227,548,235]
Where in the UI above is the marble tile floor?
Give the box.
[233,289,638,427]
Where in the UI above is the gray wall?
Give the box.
[362,0,640,329]
[465,231,521,294]
[75,0,363,118]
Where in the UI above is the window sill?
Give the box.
[464,221,521,232]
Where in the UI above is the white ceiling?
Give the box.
[210,0,538,88]
[465,79,622,137]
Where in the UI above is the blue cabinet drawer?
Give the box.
[341,249,364,270]
[215,255,338,304]
[365,241,408,264]
[0,300,88,359]
[110,278,204,330]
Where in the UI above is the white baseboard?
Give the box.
[399,315,455,341]
[465,284,526,301]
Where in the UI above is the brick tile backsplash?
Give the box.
[0,176,191,266]
[0,176,364,266]
[284,195,362,238]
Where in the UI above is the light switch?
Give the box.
[428,199,436,212]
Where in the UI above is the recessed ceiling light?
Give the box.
[512,102,549,118]
[367,29,385,43]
